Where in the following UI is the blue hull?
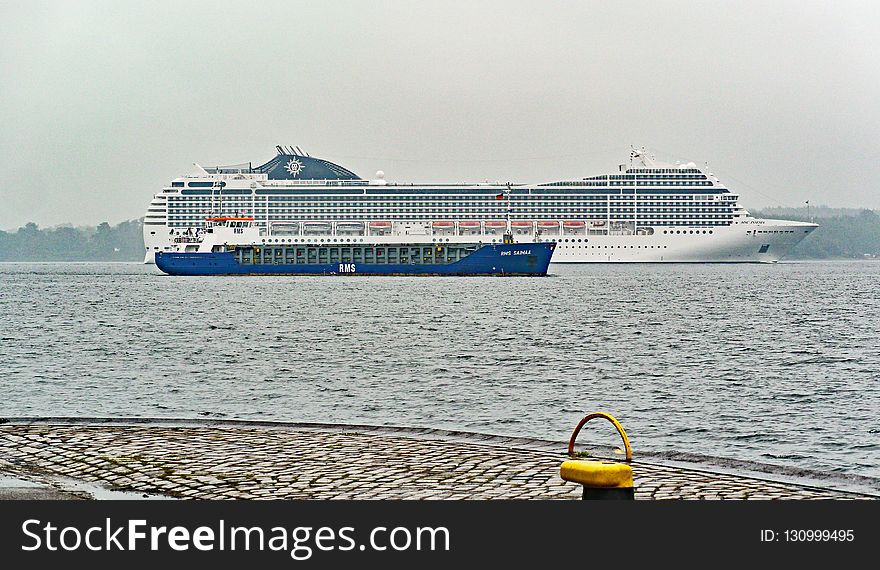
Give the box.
[155,242,555,276]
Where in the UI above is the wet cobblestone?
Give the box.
[0,423,866,500]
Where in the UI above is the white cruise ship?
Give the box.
[143,146,817,264]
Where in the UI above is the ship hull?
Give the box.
[145,220,816,265]
[548,219,817,263]
[155,243,555,276]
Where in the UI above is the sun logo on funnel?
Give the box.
[284,158,304,177]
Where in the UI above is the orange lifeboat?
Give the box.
[205,216,255,222]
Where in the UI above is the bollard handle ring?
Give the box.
[568,412,632,462]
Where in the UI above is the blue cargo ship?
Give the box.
[156,242,555,276]
[156,241,554,276]
[155,217,554,276]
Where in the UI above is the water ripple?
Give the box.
[0,261,879,478]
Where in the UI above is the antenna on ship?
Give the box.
[503,183,514,244]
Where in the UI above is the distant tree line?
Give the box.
[0,219,145,261]
[751,207,880,259]
[0,208,878,261]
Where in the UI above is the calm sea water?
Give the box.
[1,262,878,481]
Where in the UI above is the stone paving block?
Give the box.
[0,424,871,501]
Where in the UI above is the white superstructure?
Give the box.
[144,146,817,264]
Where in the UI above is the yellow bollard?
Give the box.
[560,412,635,500]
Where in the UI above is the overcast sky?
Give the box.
[1,0,878,229]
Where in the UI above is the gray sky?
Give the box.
[1,0,878,230]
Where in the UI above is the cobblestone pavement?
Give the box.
[0,422,870,500]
